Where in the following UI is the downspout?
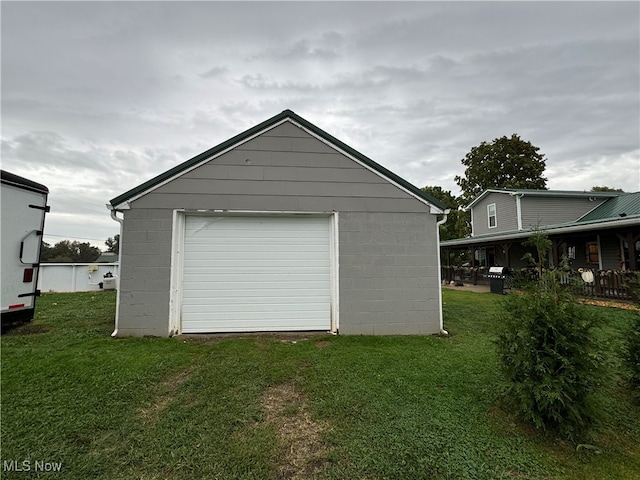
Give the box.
[107,204,123,337]
[514,193,524,231]
[597,234,603,271]
[435,208,451,335]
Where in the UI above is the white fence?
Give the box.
[37,263,119,293]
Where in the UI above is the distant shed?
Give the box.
[108,110,448,337]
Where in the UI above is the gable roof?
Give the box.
[110,109,446,211]
[466,188,620,209]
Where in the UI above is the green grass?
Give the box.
[1,290,639,479]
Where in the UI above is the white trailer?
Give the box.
[1,170,49,327]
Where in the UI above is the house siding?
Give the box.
[471,193,517,236]
[133,124,427,213]
[116,121,441,337]
[520,197,608,230]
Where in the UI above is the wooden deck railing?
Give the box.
[441,266,639,301]
[558,270,637,301]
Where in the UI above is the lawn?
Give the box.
[1,290,639,479]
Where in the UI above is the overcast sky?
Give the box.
[2,1,639,249]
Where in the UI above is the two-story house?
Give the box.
[441,188,640,272]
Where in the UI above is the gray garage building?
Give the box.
[108,110,449,337]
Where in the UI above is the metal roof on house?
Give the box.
[109,109,446,211]
[578,192,640,222]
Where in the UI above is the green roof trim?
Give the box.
[110,109,446,211]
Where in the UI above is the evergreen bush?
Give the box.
[623,274,640,402]
[496,231,603,440]
[627,315,640,402]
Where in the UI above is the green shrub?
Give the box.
[627,314,640,401]
[623,273,640,402]
[496,272,603,440]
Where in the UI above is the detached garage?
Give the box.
[108,110,448,337]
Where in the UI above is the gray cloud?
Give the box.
[199,66,228,79]
[1,1,638,247]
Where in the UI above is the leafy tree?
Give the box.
[105,234,120,254]
[40,240,101,263]
[421,186,470,241]
[591,186,624,192]
[40,241,53,262]
[455,134,547,203]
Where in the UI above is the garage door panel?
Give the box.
[184,274,329,284]
[183,315,329,326]
[182,299,330,309]
[183,302,329,314]
[184,260,329,270]
[186,231,328,240]
[184,309,330,320]
[181,215,332,333]
[184,245,329,253]
[181,292,329,303]
[186,219,328,231]
[185,262,328,270]
[182,319,327,333]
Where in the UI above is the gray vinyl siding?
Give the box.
[116,121,441,337]
[520,197,608,230]
[471,193,517,236]
[133,124,427,213]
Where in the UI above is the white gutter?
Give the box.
[107,204,123,338]
[435,209,451,335]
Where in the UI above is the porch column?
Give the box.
[551,239,559,269]
[632,234,640,271]
[616,232,640,271]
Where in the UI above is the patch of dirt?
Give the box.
[2,322,50,335]
[262,383,330,480]
[138,366,195,423]
[314,340,331,348]
[578,298,639,311]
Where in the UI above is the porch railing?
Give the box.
[557,269,637,301]
[441,266,489,286]
[441,266,638,301]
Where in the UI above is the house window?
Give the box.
[487,203,497,228]
[567,246,576,260]
[586,242,599,264]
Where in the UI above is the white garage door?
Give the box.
[181,215,332,333]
